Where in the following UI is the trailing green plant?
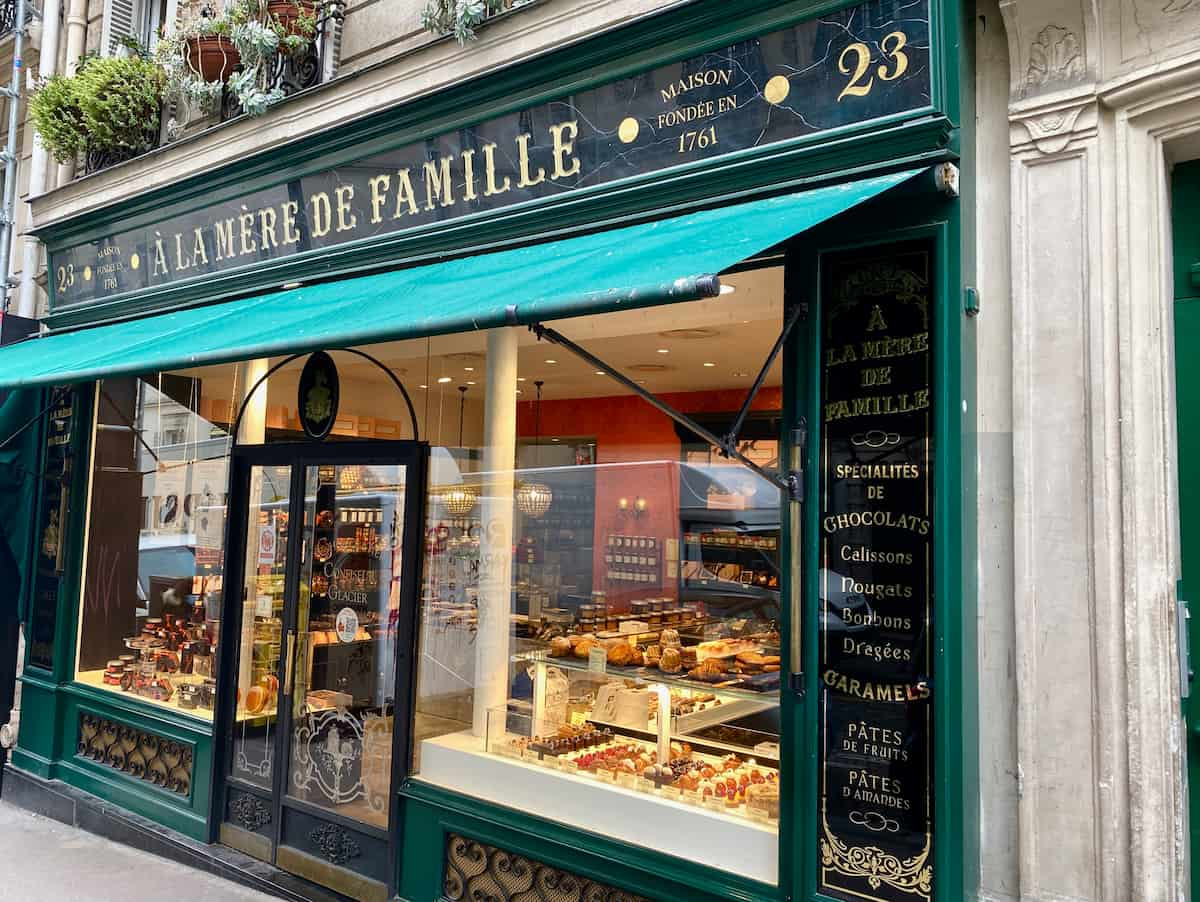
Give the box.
[267,0,318,53]
[29,53,163,165]
[156,0,318,116]
[29,73,84,163]
[421,0,533,44]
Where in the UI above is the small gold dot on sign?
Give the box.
[83,266,92,282]
[764,75,790,105]
[618,117,639,144]
[130,253,140,270]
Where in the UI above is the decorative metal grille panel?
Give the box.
[443,833,651,902]
[77,712,193,796]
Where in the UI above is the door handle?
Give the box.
[284,630,297,696]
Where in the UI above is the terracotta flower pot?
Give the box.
[267,0,317,37]
[186,34,241,83]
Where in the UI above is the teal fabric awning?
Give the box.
[0,168,924,388]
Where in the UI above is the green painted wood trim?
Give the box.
[787,173,971,902]
[53,759,209,841]
[64,681,214,744]
[42,0,955,327]
[46,126,954,331]
[399,779,778,902]
[41,0,941,248]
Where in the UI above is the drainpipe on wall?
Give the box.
[0,0,29,315]
[52,0,83,186]
[13,0,63,319]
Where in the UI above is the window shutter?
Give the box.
[99,0,143,56]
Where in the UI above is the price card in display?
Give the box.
[588,646,607,674]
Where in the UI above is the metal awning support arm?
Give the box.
[723,300,806,449]
[528,319,802,501]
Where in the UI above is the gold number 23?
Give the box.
[837,31,909,102]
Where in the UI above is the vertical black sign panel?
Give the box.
[29,387,77,670]
[818,243,934,901]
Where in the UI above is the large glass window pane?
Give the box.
[229,463,290,786]
[75,370,236,720]
[285,462,408,828]
[410,274,784,883]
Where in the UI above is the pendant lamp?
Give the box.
[442,385,477,516]
[516,380,553,518]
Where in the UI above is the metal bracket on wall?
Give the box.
[526,299,806,501]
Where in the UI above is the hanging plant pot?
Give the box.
[186,35,241,83]
[267,0,318,37]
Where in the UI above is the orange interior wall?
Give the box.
[517,387,782,610]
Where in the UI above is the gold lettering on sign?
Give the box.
[153,236,168,277]
[423,158,455,210]
[173,233,191,272]
[215,219,235,261]
[281,202,301,245]
[238,207,257,255]
[334,185,357,232]
[310,192,332,238]
[549,121,580,179]
[368,174,390,224]
[393,169,419,218]
[259,208,278,251]
[482,143,511,197]
[658,68,733,103]
[191,227,209,266]
[461,148,479,201]
[515,133,546,188]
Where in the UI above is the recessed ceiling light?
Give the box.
[466,380,476,385]
[656,348,670,354]
[419,384,428,389]
[545,359,557,364]
[720,284,736,295]
[437,376,452,383]
[464,366,474,372]
[594,370,606,375]
[703,362,716,368]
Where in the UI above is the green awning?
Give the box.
[0,168,924,388]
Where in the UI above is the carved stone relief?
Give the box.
[1027,25,1086,87]
[1122,0,1200,60]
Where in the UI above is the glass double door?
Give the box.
[217,444,425,902]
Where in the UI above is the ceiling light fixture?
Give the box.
[437,376,452,383]
[656,348,670,354]
[464,366,475,372]
[703,362,716,368]
[516,380,553,518]
[545,359,557,364]
[595,370,606,376]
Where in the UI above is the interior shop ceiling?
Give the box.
[180,266,783,402]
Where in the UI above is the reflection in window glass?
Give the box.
[410,281,785,883]
[75,372,235,720]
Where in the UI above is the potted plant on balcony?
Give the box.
[266,0,319,46]
[30,51,164,170]
[157,0,319,116]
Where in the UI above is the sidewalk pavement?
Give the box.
[0,800,279,901]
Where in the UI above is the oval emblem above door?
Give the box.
[298,351,340,440]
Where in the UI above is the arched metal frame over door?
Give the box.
[209,349,429,902]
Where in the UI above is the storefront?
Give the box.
[0,1,976,900]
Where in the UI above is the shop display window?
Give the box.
[75,371,237,720]
[411,270,786,883]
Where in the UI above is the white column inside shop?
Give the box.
[236,358,269,710]
[473,328,518,737]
